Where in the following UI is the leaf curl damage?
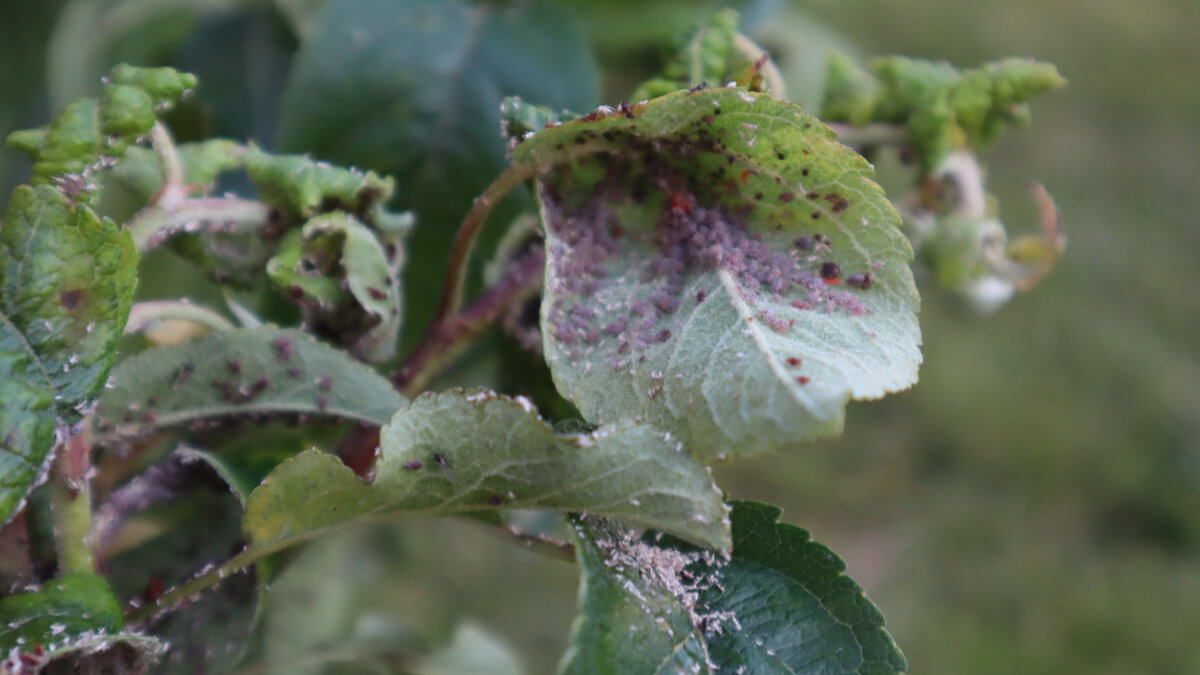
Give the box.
[542,148,872,371]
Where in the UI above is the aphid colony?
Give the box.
[543,148,873,374]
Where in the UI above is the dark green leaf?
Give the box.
[244,389,731,552]
[561,518,710,674]
[105,464,259,675]
[276,0,598,348]
[517,88,921,461]
[0,572,162,672]
[562,502,906,674]
[689,501,906,673]
[97,325,405,436]
[0,185,137,523]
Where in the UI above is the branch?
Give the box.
[395,244,545,396]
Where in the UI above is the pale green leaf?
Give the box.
[517,88,921,461]
[244,389,731,553]
[0,185,137,524]
[96,326,405,436]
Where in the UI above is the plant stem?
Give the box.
[732,33,787,98]
[125,299,236,336]
[395,245,545,396]
[428,162,539,331]
[49,431,96,575]
[125,197,272,252]
[149,121,187,207]
[825,122,909,148]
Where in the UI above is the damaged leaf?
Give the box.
[518,87,921,461]
[243,389,731,553]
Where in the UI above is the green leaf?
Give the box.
[630,8,743,102]
[0,572,163,672]
[1,185,137,524]
[821,55,1065,169]
[244,389,731,553]
[245,146,396,222]
[105,463,260,674]
[561,518,710,674]
[267,211,407,362]
[276,0,598,348]
[96,325,405,436]
[6,65,195,203]
[516,88,921,461]
[562,502,906,674]
[694,501,906,673]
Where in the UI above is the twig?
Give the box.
[493,523,576,563]
[49,429,96,575]
[825,122,909,148]
[395,245,545,396]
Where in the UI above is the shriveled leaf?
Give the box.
[518,88,921,461]
[0,185,137,524]
[6,65,195,203]
[97,326,405,436]
[244,389,731,553]
[631,9,751,102]
[276,0,598,347]
[561,502,906,674]
[561,518,710,675]
[245,146,395,221]
[267,211,406,362]
[0,572,163,672]
[821,55,1065,169]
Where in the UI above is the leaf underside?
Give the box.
[244,389,731,553]
[519,87,921,461]
[96,325,405,436]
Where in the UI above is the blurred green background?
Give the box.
[2,0,1197,672]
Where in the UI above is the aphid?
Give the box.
[794,236,813,251]
[434,453,456,483]
[60,289,82,310]
[846,273,872,289]
[317,375,333,391]
[688,81,709,94]
[316,395,328,412]
[820,261,841,280]
[779,191,794,203]
[785,356,802,366]
[617,100,635,118]
[173,364,194,388]
[696,288,707,303]
[227,359,242,374]
[795,376,811,385]
[487,495,504,506]
[401,460,423,471]
[272,336,294,360]
[655,329,672,343]
[367,287,387,300]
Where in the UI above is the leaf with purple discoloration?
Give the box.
[516,87,921,461]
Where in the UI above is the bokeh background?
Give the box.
[2,0,1196,672]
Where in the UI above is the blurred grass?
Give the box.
[1,0,1197,672]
